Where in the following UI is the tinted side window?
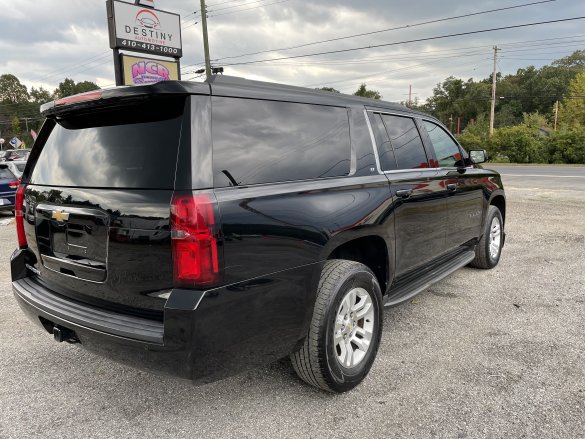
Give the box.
[423,121,463,168]
[380,114,428,170]
[368,112,396,171]
[212,97,350,187]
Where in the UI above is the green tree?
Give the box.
[456,114,491,152]
[558,71,585,129]
[552,50,585,70]
[75,80,100,94]
[491,122,548,163]
[10,115,21,138]
[0,74,29,103]
[317,87,340,93]
[30,86,53,104]
[53,78,77,98]
[547,128,585,164]
[424,77,489,129]
[53,78,99,99]
[353,84,382,100]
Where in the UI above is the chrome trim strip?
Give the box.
[363,109,383,174]
[383,168,441,175]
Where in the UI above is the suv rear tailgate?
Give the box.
[21,95,189,315]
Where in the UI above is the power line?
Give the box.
[209,0,286,13]
[208,0,247,6]
[303,55,491,88]
[221,16,585,66]
[210,0,557,62]
[208,0,291,17]
[182,33,585,68]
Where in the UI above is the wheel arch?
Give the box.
[489,193,506,225]
[325,235,389,293]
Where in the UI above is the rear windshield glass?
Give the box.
[29,98,184,189]
[16,163,26,172]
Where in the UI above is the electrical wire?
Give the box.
[210,0,557,62]
[221,16,585,66]
[209,0,287,13]
[208,0,291,17]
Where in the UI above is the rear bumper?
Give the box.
[0,200,15,211]
[13,276,197,380]
[11,248,320,383]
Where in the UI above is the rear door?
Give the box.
[368,111,447,277]
[22,96,188,315]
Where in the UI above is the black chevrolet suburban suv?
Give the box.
[11,76,505,393]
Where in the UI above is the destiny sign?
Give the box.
[108,0,182,57]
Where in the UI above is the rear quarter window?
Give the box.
[212,97,351,187]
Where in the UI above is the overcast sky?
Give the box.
[0,0,583,102]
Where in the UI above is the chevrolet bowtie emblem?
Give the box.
[51,210,70,222]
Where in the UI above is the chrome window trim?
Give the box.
[367,109,436,174]
[382,168,441,175]
[363,109,383,175]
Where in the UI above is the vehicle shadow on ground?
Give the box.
[18,297,423,409]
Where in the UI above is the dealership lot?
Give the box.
[0,165,584,438]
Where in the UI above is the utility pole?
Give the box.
[408,85,412,108]
[489,46,499,136]
[553,100,559,131]
[199,0,212,80]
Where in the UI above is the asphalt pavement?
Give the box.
[486,164,585,192]
[0,165,584,438]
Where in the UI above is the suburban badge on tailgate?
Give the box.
[51,210,70,223]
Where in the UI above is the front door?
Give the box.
[421,120,484,249]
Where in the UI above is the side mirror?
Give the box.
[469,150,488,164]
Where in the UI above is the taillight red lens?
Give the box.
[15,184,27,248]
[170,194,219,286]
[9,180,19,189]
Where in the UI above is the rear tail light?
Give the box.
[170,193,219,286]
[15,184,27,248]
[9,180,19,189]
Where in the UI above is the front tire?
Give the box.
[290,260,383,393]
[470,205,504,269]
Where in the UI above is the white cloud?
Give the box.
[0,0,583,102]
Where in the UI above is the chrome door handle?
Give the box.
[396,189,412,198]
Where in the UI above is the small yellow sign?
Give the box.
[121,55,179,86]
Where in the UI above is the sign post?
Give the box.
[106,0,183,86]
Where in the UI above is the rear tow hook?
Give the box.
[53,326,80,344]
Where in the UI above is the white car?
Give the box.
[4,160,26,178]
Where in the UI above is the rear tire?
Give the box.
[470,205,504,269]
[290,260,383,393]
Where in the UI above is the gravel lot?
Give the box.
[1,168,584,438]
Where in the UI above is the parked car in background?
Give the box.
[5,161,27,179]
[1,149,30,162]
[0,164,19,213]
[11,76,506,393]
